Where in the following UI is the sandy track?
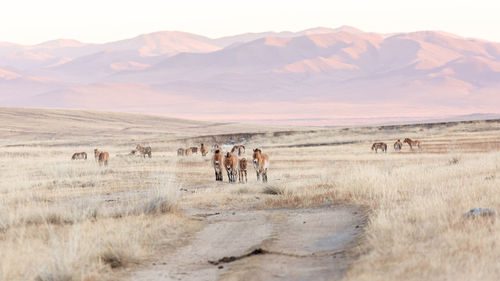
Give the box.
[130,206,364,281]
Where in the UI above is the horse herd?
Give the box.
[211,147,269,183]
[71,143,271,183]
[372,138,421,153]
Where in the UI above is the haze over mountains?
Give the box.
[1,26,500,125]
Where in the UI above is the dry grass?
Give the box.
[0,108,499,280]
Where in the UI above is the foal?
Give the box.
[239,158,248,183]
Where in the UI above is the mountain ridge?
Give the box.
[1,26,499,125]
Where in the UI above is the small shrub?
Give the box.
[262,186,284,195]
[140,197,177,215]
[100,251,123,268]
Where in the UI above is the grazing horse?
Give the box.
[71,152,87,160]
[200,143,209,156]
[404,138,421,150]
[212,149,224,181]
[224,152,239,183]
[394,139,403,152]
[177,148,185,156]
[231,145,246,156]
[252,148,270,183]
[190,147,198,154]
[371,142,387,153]
[136,144,152,158]
[239,158,248,183]
[94,149,109,166]
[184,148,193,156]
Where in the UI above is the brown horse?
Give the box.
[136,144,152,158]
[200,143,209,156]
[212,149,224,181]
[94,149,101,162]
[98,152,109,166]
[404,138,421,150]
[224,152,239,183]
[239,158,248,183]
[177,148,185,156]
[394,139,403,152]
[184,148,193,156]
[190,147,198,154]
[231,145,245,156]
[252,149,270,183]
[71,152,87,160]
[94,149,109,166]
[371,142,387,153]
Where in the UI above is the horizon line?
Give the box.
[0,25,485,47]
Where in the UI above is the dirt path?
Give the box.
[130,206,364,281]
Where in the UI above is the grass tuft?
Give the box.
[262,186,284,195]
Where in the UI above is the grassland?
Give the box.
[0,108,499,280]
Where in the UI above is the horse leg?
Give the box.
[263,169,268,183]
[256,170,260,181]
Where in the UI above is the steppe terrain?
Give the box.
[0,108,499,281]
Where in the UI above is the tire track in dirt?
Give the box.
[130,206,364,281]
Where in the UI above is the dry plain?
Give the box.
[0,108,499,281]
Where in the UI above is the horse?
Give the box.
[71,152,87,160]
[98,151,109,166]
[136,144,152,158]
[371,142,387,153]
[212,149,224,181]
[94,149,109,166]
[224,152,239,183]
[211,144,220,152]
[404,138,421,150]
[231,145,246,156]
[200,143,209,156]
[177,148,185,156]
[94,149,101,162]
[184,148,193,156]
[239,158,248,183]
[394,139,403,152]
[252,148,270,183]
[190,147,198,154]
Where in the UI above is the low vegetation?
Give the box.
[0,109,499,280]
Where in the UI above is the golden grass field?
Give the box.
[0,108,499,281]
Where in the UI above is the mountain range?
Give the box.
[1,26,500,125]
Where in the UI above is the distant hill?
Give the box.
[1,26,500,125]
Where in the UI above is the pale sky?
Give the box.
[1,0,499,45]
